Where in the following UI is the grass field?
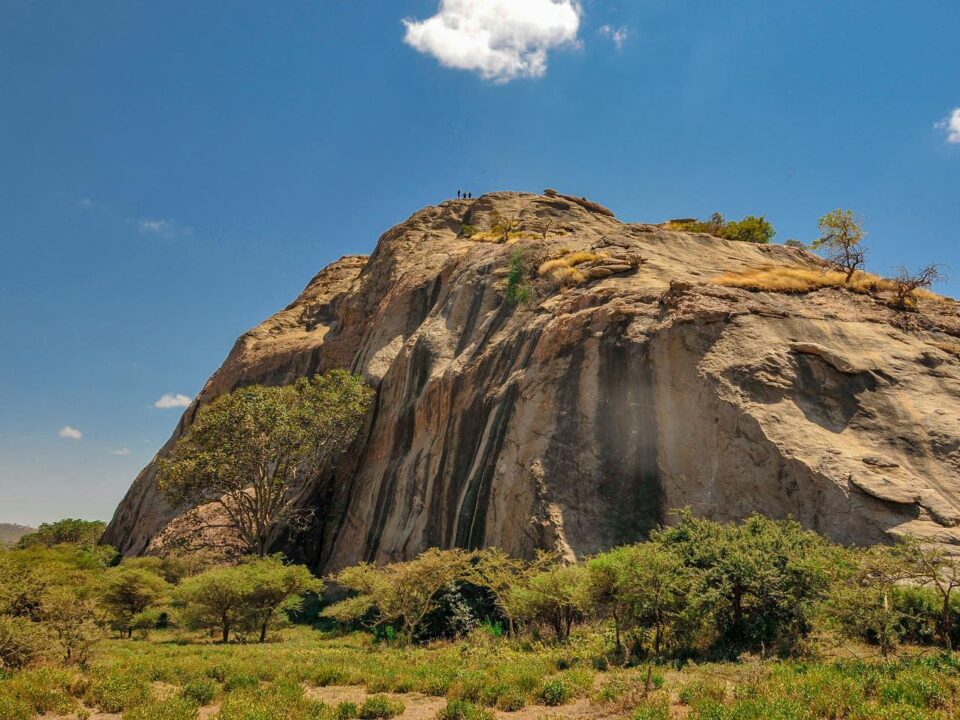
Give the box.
[4,626,960,720]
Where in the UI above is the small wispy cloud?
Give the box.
[110,448,131,456]
[58,425,83,440]
[599,24,628,50]
[936,108,960,144]
[137,218,194,238]
[154,393,192,409]
[403,0,582,83]
[77,197,95,209]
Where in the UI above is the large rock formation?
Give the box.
[102,192,960,570]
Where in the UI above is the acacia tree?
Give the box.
[898,538,960,651]
[825,544,915,657]
[813,209,867,282]
[175,565,252,643]
[99,566,169,638]
[469,548,554,635]
[507,562,592,642]
[324,548,473,643]
[654,511,831,654]
[241,555,322,642]
[589,543,693,658]
[158,371,373,557]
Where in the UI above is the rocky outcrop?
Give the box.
[102,192,960,569]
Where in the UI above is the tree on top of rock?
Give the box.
[813,209,867,282]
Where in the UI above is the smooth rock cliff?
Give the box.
[102,192,960,569]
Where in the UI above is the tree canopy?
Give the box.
[158,370,374,557]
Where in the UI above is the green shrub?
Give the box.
[357,695,405,719]
[215,681,329,720]
[85,669,151,712]
[123,697,199,720]
[631,695,670,720]
[494,691,526,711]
[180,677,218,705]
[336,701,359,720]
[0,667,77,715]
[224,672,260,692]
[436,699,495,720]
[0,692,33,720]
[672,213,775,244]
[313,665,348,687]
[537,678,571,706]
[0,616,53,669]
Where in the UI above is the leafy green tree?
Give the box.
[589,543,693,657]
[654,511,831,654]
[0,615,53,670]
[99,566,170,638]
[0,554,48,619]
[325,548,473,643]
[240,555,323,642]
[468,548,544,635]
[41,587,100,663]
[507,562,592,641]
[824,544,915,657]
[904,538,960,651]
[812,209,867,282]
[175,565,253,643]
[17,519,105,548]
[158,371,373,557]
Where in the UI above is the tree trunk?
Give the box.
[612,607,621,653]
[943,593,953,652]
[259,611,272,643]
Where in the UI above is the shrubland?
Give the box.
[6,516,960,718]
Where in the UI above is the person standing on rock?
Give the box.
[457,190,461,198]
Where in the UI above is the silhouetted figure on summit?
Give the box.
[457,190,461,198]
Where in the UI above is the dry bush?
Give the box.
[890,264,948,309]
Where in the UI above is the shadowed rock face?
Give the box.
[102,192,960,569]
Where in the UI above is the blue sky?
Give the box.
[1,0,958,527]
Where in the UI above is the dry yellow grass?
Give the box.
[565,250,607,266]
[550,266,586,286]
[712,265,948,308]
[712,266,886,294]
[536,252,606,277]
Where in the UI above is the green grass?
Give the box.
[2,627,960,718]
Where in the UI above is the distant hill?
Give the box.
[0,523,35,546]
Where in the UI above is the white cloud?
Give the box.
[110,448,131,456]
[137,218,193,238]
[403,0,582,83]
[58,425,83,440]
[599,24,628,50]
[78,197,95,209]
[936,108,960,144]
[153,393,193,409]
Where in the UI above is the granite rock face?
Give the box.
[102,192,960,569]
